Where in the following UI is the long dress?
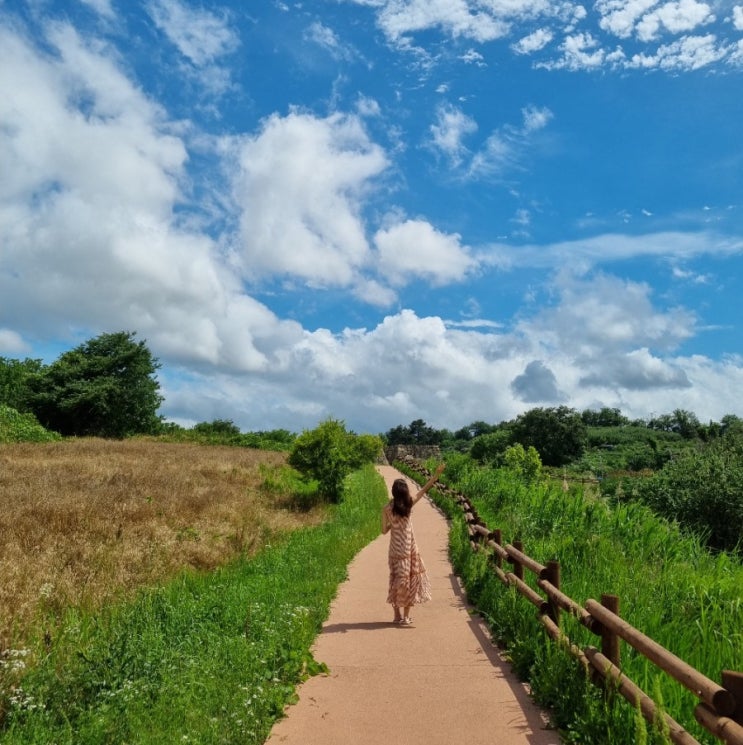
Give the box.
[382,502,432,608]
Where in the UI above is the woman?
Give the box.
[381,464,445,625]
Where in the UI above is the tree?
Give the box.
[0,357,43,412]
[635,432,743,554]
[289,418,381,503]
[503,443,542,483]
[26,331,162,438]
[581,407,628,427]
[510,406,587,467]
[383,419,443,446]
[470,430,512,464]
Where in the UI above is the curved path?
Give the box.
[268,465,560,745]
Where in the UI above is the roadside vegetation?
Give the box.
[402,456,743,745]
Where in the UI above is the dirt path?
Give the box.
[267,465,560,745]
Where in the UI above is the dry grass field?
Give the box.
[0,439,325,648]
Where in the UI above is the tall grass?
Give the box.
[418,460,743,745]
[1,465,387,744]
[0,439,316,646]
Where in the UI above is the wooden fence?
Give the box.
[402,459,743,745]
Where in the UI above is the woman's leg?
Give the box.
[403,605,412,623]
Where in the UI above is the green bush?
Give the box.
[634,433,743,553]
[288,418,382,503]
[0,405,61,443]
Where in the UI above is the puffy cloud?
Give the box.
[635,0,714,41]
[511,360,566,402]
[374,220,478,286]
[512,28,554,54]
[734,6,743,31]
[228,111,388,286]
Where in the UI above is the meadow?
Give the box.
[0,440,388,743]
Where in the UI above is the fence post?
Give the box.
[722,671,743,724]
[544,560,561,626]
[512,540,524,581]
[491,529,502,569]
[601,594,621,667]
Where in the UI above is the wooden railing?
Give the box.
[402,460,743,745]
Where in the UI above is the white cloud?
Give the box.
[228,110,388,287]
[0,18,301,372]
[467,104,553,178]
[597,0,665,38]
[636,0,714,41]
[375,0,510,43]
[147,0,239,66]
[429,103,478,166]
[512,28,554,54]
[734,6,743,31]
[79,0,116,19]
[0,329,29,355]
[305,21,358,61]
[627,33,728,69]
[374,219,478,286]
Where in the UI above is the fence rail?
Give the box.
[402,459,743,745]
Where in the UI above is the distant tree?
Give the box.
[581,407,628,427]
[470,430,512,464]
[26,331,162,438]
[635,432,743,554]
[193,419,241,437]
[383,419,443,446]
[0,357,43,412]
[511,406,587,467]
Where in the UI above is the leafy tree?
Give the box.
[634,432,743,554]
[503,443,542,483]
[470,430,512,464]
[0,357,43,412]
[510,406,587,467]
[581,407,628,427]
[193,419,242,437]
[26,331,162,438]
[383,419,443,446]
[289,418,380,503]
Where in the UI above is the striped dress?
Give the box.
[382,502,432,607]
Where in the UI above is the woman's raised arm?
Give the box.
[412,463,445,505]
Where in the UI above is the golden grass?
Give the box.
[0,439,324,647]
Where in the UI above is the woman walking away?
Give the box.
[382,464,445,625]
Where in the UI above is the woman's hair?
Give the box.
[391,478,412,518]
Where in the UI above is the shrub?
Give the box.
[0,405,61,443]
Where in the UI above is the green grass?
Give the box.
[407,459,743,745]
[0,465,388,744]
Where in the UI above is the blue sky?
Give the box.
[1,0,742,434]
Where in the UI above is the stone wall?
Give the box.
[382,444,441,465]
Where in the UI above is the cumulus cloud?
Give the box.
[228,110,388,287]
[734,6,743,31]
[374,219,478,286]
[0,18,299,371]
[512,28,554,54]
[511,360,566,402]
